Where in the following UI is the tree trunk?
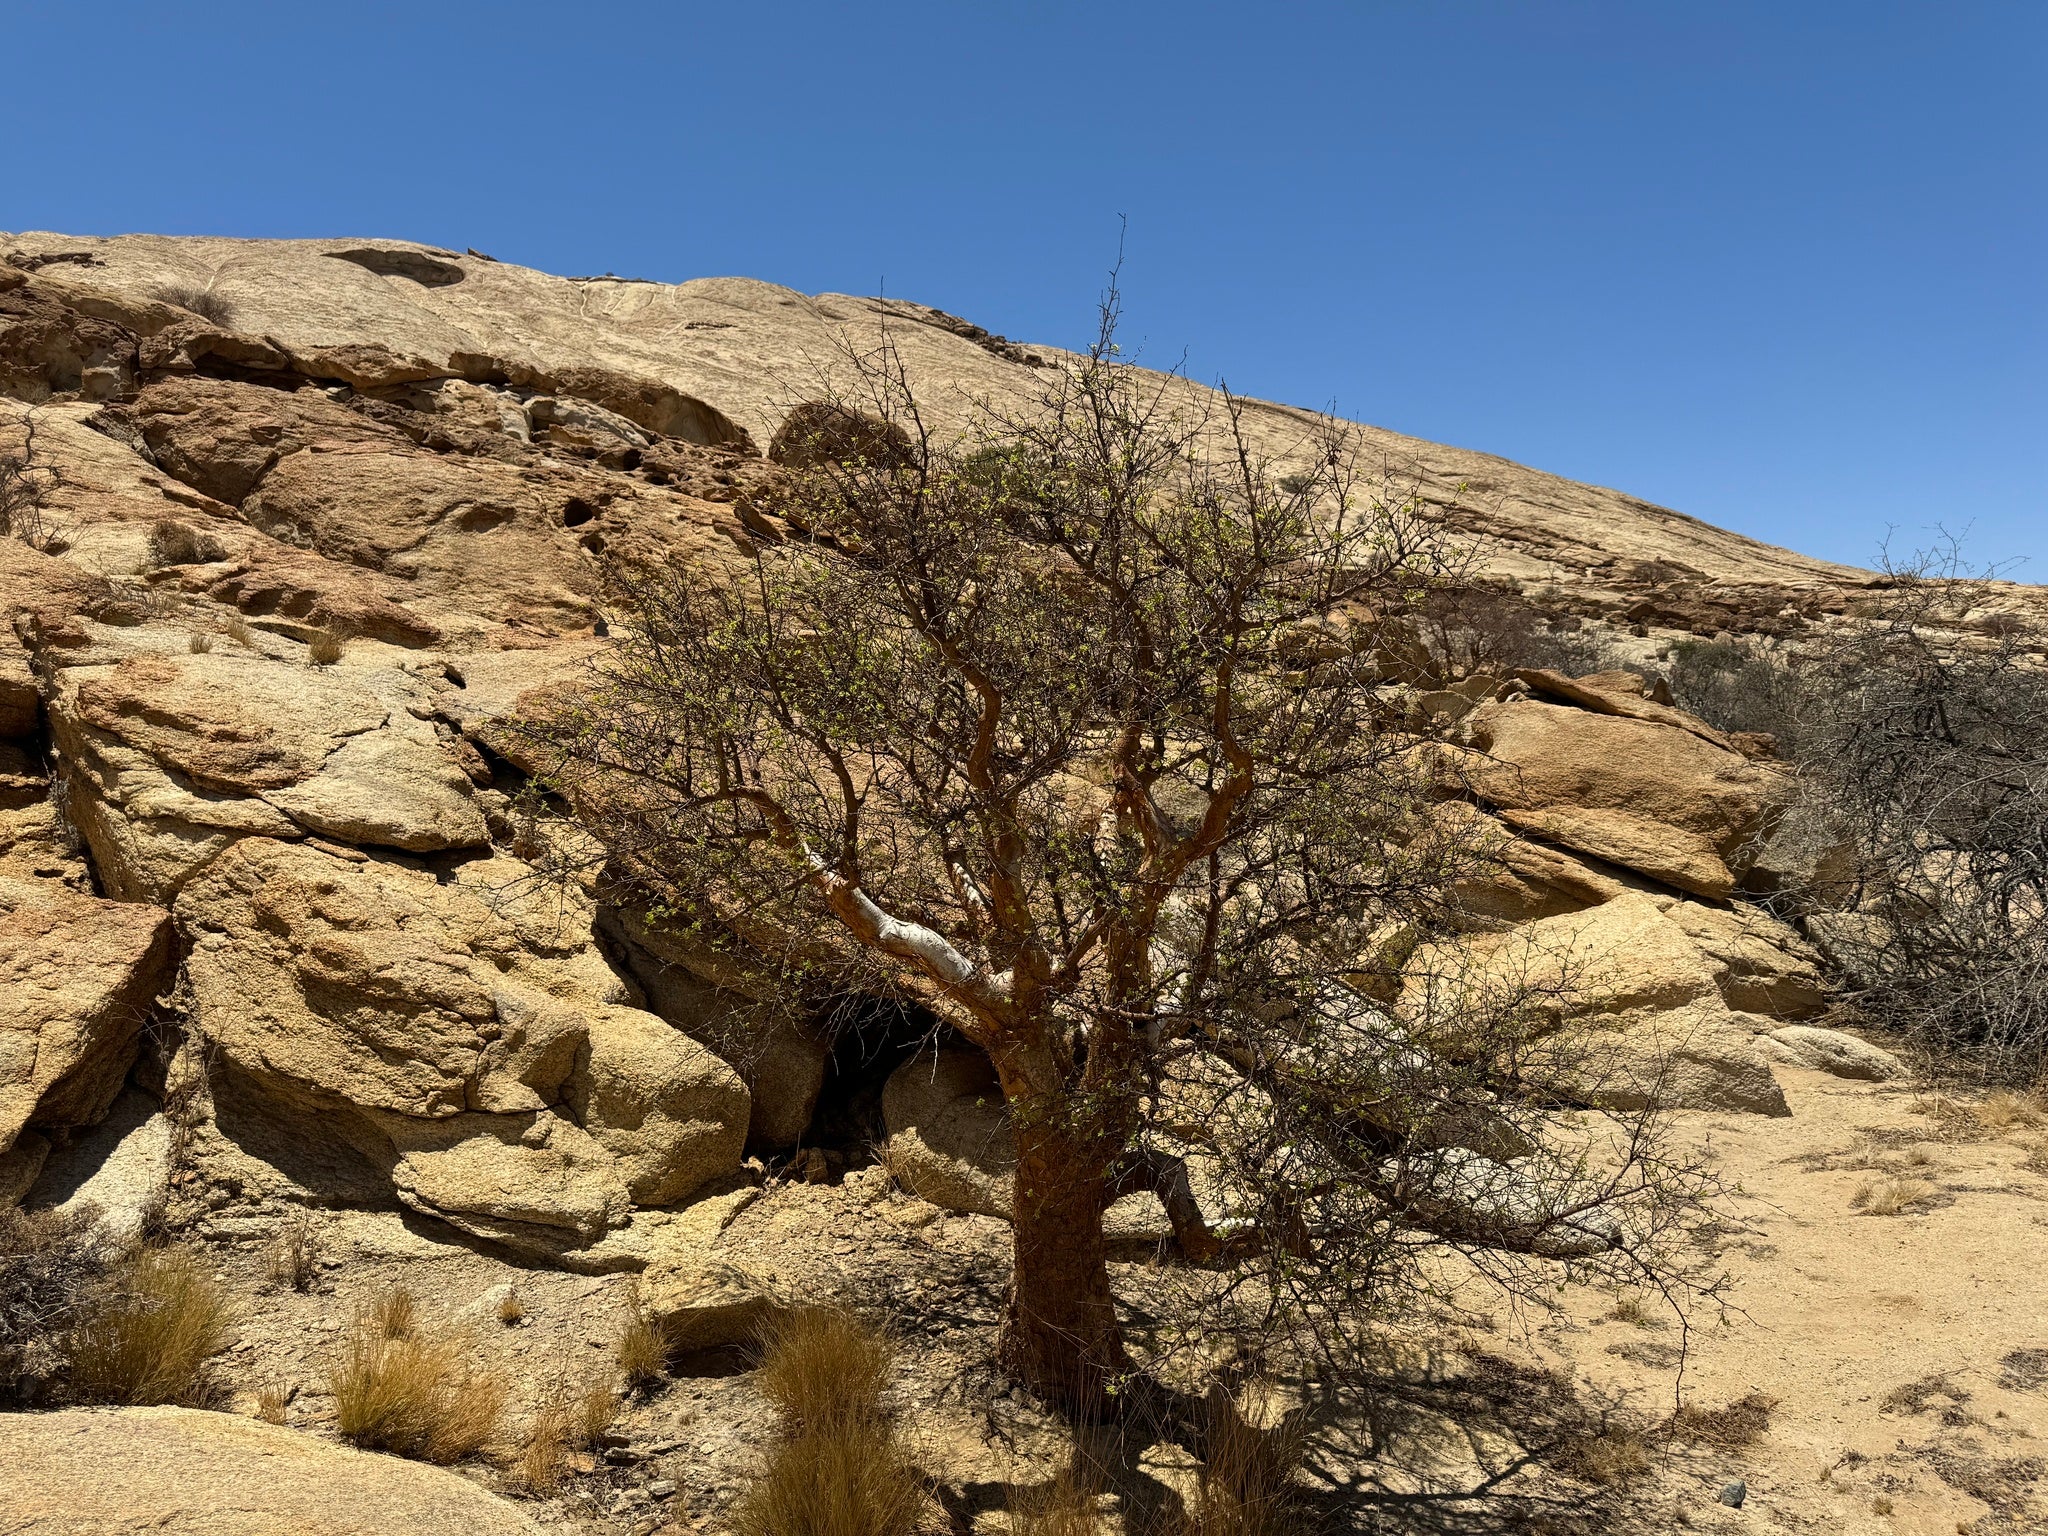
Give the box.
[1000,1108,1126,1412]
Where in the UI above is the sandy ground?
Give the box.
[143,1062,2048,1535]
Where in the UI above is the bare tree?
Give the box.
[1794,546,2048,1082]
[527,292,1719,1408]
[0,412,55,551]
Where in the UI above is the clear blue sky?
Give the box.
[8,1,2042,573]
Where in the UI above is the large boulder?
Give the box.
[1764,1025,1907,1081]
[1405,893,1793,1115]
[878,1049,1184,1239]
[174,838,749,1257]
[1541,1003,1791,1117]
[600,904,828,1149]
[638,1249,783,1352]
[881,1047,1014,1219]
[43,626,489,901]
[1461,699,1785,900]
[1664,899,1828,1018]
[0,1406,547,1536]
[1,877,173,1182]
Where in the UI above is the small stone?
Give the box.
[1718,1479,1747,1508]
[648,1479,677,1499]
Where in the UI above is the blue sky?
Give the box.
[8,1,2042,573]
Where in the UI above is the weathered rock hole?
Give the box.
[804,993,959,1152]
[561,497,597,528]
[321,248,466,288]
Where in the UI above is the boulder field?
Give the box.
[0,233,1931,1261]
[12,229,2048,1533]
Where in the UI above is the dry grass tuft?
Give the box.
[575,1381,617,1448]
[733,1308,924,1536]
[496,1289,525,1326]
[255,1382,291,1424]
[730,1413,924,1536]
[515,1396,574,1494]
[1975,1089,2045,1134]
[755,1307,896,1435]
[1667,1391,1777,1449]
[1851,1175,1937,1216]
[223,615,257,647]
[512,1379,618,1496]
[366,1286,417,1339]
[307,631,345,666]
[263,1211,320,1293]
[1557,1424,1654,1487]
[187,631,214,654]
[614,1289,666,1392]
[1603,1294,1667,1330]
[67,1246,230,1407]
[1009,1464,1104,1536]
[1175,1404,1310,1536]
[328,1322,506,1464]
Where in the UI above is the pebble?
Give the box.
[1718,1479,1747,1508]
[648,1479,677,1499]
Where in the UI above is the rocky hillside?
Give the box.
[4,233,2046,1534]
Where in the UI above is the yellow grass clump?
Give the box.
[732,1308,925,1536]
[328,1302,505,1464]
[67,1246,230,1407]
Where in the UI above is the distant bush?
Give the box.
[1665,636,1810,751]
[0,1205,114,1405]
[307,631,345,666]
[1,415,57,551]
[1793,554,2048,1083]
[155,281,238,327]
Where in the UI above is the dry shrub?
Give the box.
[615,1289,666,1391]
[1557,1424,1654,1487]
[188,631,214,654]
[68,1246,230,1406]
[329,1322,506,1464]
[0,1205,114,1402]
[733,1308,924,1536]
[496,1289,525,1326]
[255,1382,291,1424]
[263,1210,319,1293]
[147,518,228,568]
[1851,1176,1936,1216]
[307,631,345,666]
[1667,1391,1777,1448]
[223,615,257,647]
[755,1307,896,1435]
[155,281,238,326]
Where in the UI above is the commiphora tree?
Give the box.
[530,304,1715,1409]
